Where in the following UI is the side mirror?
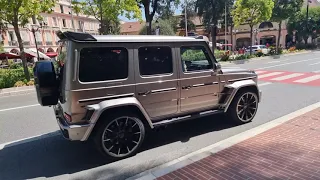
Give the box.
[215,63,221,72]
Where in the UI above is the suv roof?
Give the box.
[57,31,205,43]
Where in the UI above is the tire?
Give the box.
[93,111,145,160]
[226,89,258,124]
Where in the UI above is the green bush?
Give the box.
[220,54,230,61]
[235,54,248,60]
[0,68,34,89]
[214,50,226,59]
[256,51,264,57]
[181,51,206,61]
[14,81,26,87]
[9,63,22,69]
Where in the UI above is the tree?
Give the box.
[138,0,180,35]
[179,0,197,33]
[196,0,233,53]
[139,19,175,35]
[232,0,274,55]
[287,7,320,45]
[0,0,55,81]
[271,0,303,53]
[73,0,142,35]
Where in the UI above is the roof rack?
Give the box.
[56,31,97,42]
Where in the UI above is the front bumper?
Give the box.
[54,105,93,141]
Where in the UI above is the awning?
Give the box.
[22,49,50,60]
[46,52,58,58]
[0,52,20,60]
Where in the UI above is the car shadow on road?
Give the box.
[0,114,239,180]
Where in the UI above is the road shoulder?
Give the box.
[127,101,320,180]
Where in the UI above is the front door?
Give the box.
[134,44,178,119]
[178,44,220,112]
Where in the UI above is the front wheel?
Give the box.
[226,90,258,124]
[94,112,145,160]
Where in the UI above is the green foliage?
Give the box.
[214,50,226,60]
[9,62,22,69]
[220,54,230,61]
[232,0,274,27]
[72,0,142,35]
[287,6,320,44]
[256,51,264,57]
[271,0,303,22]
[0,68,34,89]
[181,50,206,61]
[14,81,26,87]
[139,19,175,35]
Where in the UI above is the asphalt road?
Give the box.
[1,52,320,180]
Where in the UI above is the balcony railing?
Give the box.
[46,41,53,45]
[8,41,18,46]
[23,41,30,46]
[36,41,42,45]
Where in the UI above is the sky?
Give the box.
[119,3,183,22]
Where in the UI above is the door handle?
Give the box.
[182,85,192,90]
[138,91,151,96]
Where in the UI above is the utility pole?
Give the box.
[225,2,227,51]
[185,0,188,36]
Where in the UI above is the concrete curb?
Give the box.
[0,86,35,97]
[126,101,320,180]
[219,50,312,66]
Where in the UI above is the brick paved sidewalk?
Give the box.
[157,108,320,180]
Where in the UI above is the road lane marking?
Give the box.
[255,71,267,74]
[0,104,40,112]
[258,82,272,87]
[294,74,320,83]
[271,73,304,81]
[256,58,320,70]
[309,62,320,66]
[267,61,281,64]
[258,72,284,79]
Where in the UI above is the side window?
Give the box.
[79,47,128,82]
[138,46,173,76]
[180,46,213,72]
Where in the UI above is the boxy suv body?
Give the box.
[34,31,262,159]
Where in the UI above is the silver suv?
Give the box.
[34,31,262,160]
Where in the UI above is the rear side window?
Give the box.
[138,46,173,76]
[79,47,128,82]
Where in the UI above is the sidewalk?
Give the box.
[0,86,35,97]
[129,102,320,180]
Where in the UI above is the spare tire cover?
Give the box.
[34,60,59,106]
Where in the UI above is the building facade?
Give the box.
[1,0,100,55]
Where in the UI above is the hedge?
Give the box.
[0,68,34,89]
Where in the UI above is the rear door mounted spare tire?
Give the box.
[34,60,59,106]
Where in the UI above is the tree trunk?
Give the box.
[211,25,216,54]
[144,1,152,35]
[304,36,308,45]
[230,25,233,51]
[276,21,282,54]
[250,25,253,55]
[13,22,30,81]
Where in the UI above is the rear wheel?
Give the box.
[94,112,145,160]
[226,90,258,124]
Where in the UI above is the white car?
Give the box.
[246,45,270,54]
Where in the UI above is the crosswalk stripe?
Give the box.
[294,74,320,83]
[271,73,304,81]
[255,71,267,74]
[258,72,284,79]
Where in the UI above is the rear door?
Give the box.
[134,43,179,119]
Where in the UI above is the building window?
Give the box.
[62,19,66,27]
[79,47,129,82]
[78,21,83,30]
[45,32,53,45]
[138,46,173,76]
[60,5,64,13]
[52,17,58,27]
[20,30,30,46]
[35,31,42,45]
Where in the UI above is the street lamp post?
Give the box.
[253,28,260,45]
[26,22,47,61]
[232,29,239,50]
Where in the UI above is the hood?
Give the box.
[221,67,255,74]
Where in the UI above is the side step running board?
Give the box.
[153,109,224,127]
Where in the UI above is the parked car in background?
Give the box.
[246,45,270,54]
